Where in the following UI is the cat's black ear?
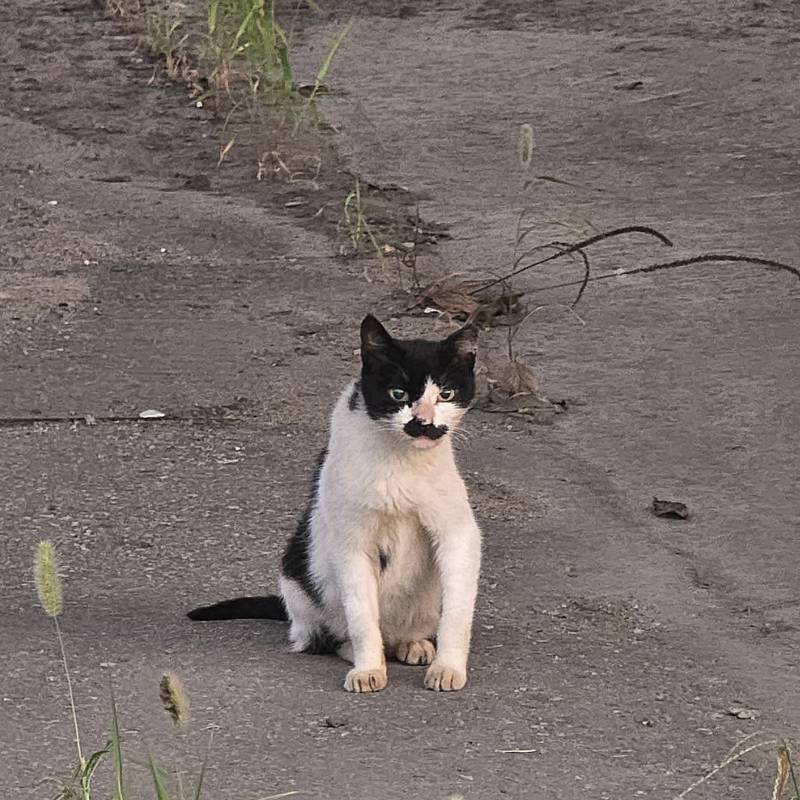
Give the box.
[445,323,478,365]
[360,314,393,360]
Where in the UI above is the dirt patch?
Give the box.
[128,0,448,264]
[464,0,800,40]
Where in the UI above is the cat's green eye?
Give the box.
[439,387,457,402]
[389,388,409,402]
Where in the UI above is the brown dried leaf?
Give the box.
[411,276,525,326]
[474,357,562,422]
[652,498,689,519]
[424,286,482,317]
[487,357,539,396]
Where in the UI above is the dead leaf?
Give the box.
[217,137,236,168]
[614,80,644,90]
[410,275,525,326]
[487,357,539,395]
[474,356,562,422]
[320,716,348,728]
[296,82,330,97]
[652,498,689,519]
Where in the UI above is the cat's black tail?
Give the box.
[187,595,288,621]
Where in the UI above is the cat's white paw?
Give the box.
[395,639,436,666]
[424,661,466,692]
[344,666,388,693]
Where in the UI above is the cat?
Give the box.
[189,314,482,693]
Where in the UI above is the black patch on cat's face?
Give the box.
[358,315,477,422]
[403,418,448,439]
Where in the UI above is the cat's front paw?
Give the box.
[344,666,388,693]
[424,661,466,692]
[395,639,436,665]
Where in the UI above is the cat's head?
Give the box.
[358,315,478,449]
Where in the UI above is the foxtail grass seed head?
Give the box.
[159,673,188,726]
[34,540,63,618]
[772,746,791,800]
[518,123,534,169]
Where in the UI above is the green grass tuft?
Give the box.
[33,542,290,799]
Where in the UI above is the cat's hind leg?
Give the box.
[383,565,439,666]
[395,639,436,665]
[279,575,325,652]
[336,641,354,663]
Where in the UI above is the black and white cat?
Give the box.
[189,315,482,692]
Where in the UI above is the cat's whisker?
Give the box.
[450,433,471,445]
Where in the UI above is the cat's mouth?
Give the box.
[403,418,449,444]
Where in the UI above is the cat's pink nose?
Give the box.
[412,401,435,425]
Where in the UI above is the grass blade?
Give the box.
[313,17,352,88]
[149,756,172,800]
[273,21,292,91]
[83,742,111,785]
[110,690,125,800]
[784,744,800,799]
[193,730,215,800]
[192,758,208,800]
[233,5,259,51]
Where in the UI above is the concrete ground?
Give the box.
[2,1,798,798]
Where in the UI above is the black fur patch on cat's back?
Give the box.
[281,449,326,605]
[348,380,361,411]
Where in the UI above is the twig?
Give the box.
[408,205,422,290]
[617,253,800,281]
[471,225,673,295]
[524,253,800,300]
[548,240,591,306]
